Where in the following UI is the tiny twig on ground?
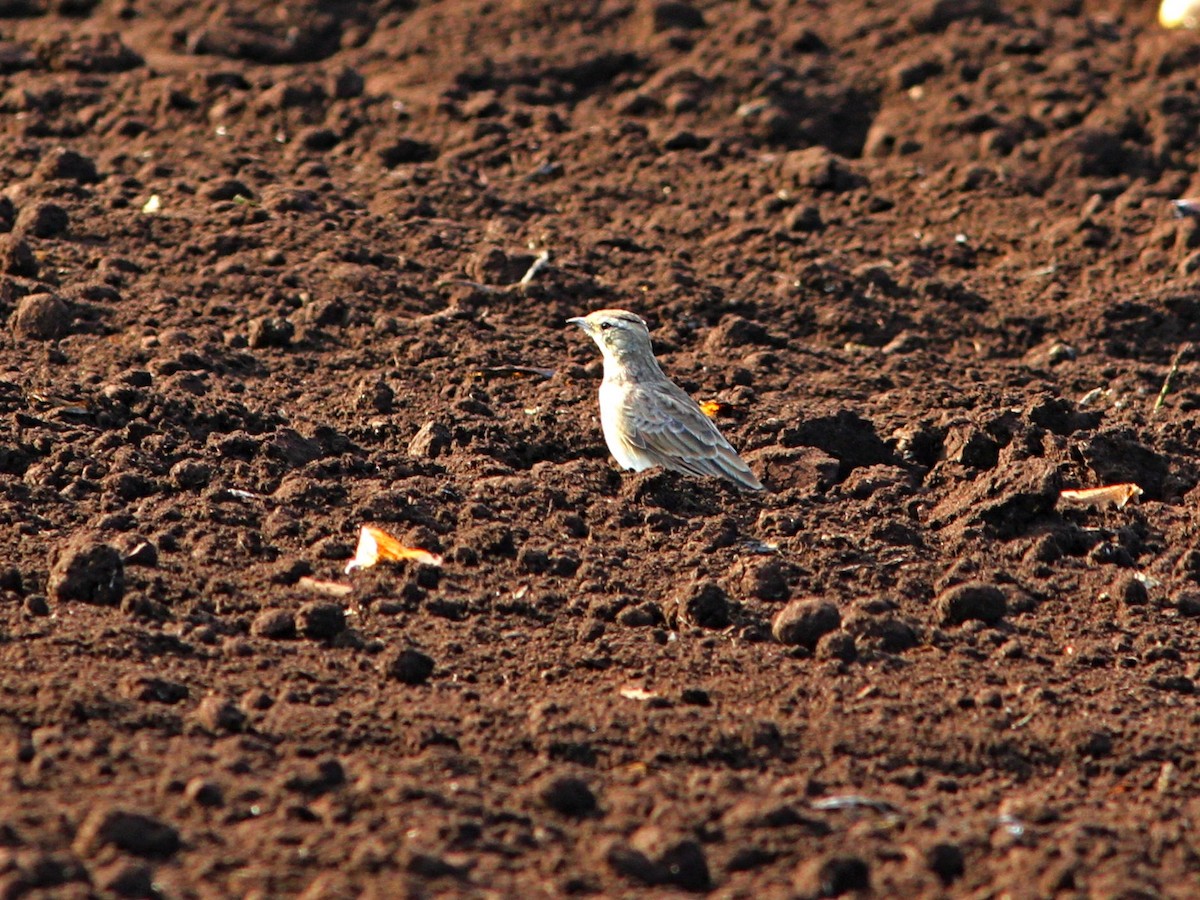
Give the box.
[1172,198,1200,218]
[435,248,552,294]
[1153,342,1192,416]
[517,249,550,286]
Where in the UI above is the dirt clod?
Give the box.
[251,608,296,639]
[383,648,434,685]
[772,599,841,647]
[248,316,295,348]
[1117,575,1149,607]
[407,421,452,458]
[538,775,598,818]
[609,835,711,892]
[284,758,345,795]
[927,843,965,886]
[34,148,98,183]
[119,676,188,704]
[194,695,247,733]
[816,631,857,662]
[184,778,224,807]
[1175,592,1200,618]
[608,844,665,886]
[739,559,790,601]
[47,535,123,605]
[936,582,1007,626]
[23,595,49,617]
[650,0,705,31]
[16,202,69,238]
[169,459,212,490]
[666,580,732,629]
[74,809,181,858]
[619,601,664,628]
[378,138,435,167]
[795,854,871,896]
[98,862,155,897]
[658,840,712,892]
[11,292,68,340]
[297,601,345,639]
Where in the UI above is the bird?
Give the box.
[567,308,765,491]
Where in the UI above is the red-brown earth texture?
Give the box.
[3,0,1200,896]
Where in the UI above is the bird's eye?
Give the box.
[599,322,613,330]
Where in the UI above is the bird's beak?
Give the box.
[566,316,589,332]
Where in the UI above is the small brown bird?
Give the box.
[568,309,764,491]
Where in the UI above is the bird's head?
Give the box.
[567,309,654,367]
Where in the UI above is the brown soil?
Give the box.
[1,0,1200,896]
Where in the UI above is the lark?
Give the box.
[568,309,765,491]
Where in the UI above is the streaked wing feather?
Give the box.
[620,383,763,490]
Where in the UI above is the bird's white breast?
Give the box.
[598,380,652,471]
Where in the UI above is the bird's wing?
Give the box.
[617,381,764,491]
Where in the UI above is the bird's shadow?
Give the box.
[621,469,742,517]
